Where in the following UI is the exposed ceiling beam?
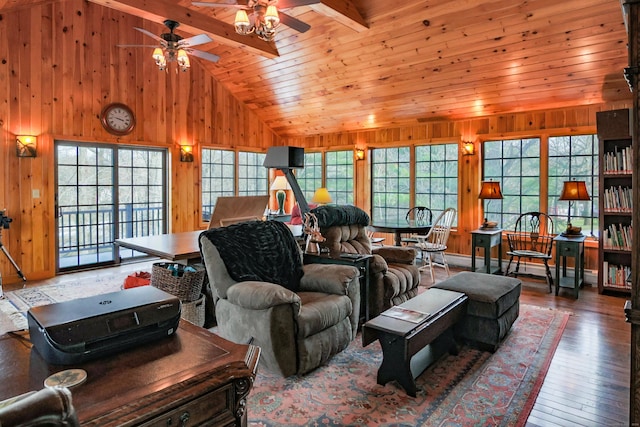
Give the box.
[87,0,280,58]
[310,0,368,32]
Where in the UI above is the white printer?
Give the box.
[27,286,181,365]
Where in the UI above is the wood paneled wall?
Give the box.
[283,103,633,274]
[0,0,633,285]
[0,1,280,284]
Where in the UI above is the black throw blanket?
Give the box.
[311,204,370,228]
[199,220,303,292]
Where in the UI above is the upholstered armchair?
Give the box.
[0,387,79,426]
[312,205,421,318]
[199,220,360,377]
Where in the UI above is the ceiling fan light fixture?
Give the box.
[264,5,280,28]
[152,47,167,70]
[235,10,253,35]
[177,49,190,71]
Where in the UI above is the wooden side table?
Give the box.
[303,253,372,321]
[471,228,503,274]
[554,234,586,298]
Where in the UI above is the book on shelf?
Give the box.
[381,306,430,323]
[603,146,633,174]
[603,223,633,251]
[603,186,633,212]
[602,261,632,289]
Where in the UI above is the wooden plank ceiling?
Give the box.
[0,0,632,137]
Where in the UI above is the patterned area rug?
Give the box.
[248,304,569,427]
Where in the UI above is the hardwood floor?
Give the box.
[5,261,632,426]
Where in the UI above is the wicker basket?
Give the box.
[181,294,205,327]
[151,262,205,302]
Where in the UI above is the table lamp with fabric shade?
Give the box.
[270,176,291,215]
[311,187,333,205]
[478,180,503,229]
[559,180,590,235]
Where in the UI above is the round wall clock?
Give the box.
[100,103,135,136]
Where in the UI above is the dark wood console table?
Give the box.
[0,321,260,426]
[362,288,467,397]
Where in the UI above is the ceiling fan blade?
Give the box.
[180,33,213,48]
[277,0,320,8]
[187,49,220,63]
[117,44,160,48]
[191,1,246,8]
[133,27,164,42]
[279,12,311,33]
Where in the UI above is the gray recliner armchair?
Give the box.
[312,205,421,318]
[199,220,360,377]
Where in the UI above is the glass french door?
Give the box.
[55,142,168,272]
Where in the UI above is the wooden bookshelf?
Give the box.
[596,109,633,294]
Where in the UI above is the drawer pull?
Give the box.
[179,412,190,426]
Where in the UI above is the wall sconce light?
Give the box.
[180,145,194,162]
[461,141,475,156]
[355,148,365,161]
[16,135,37,158]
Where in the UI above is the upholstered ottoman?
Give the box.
[432,272,521,351]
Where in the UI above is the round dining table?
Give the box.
[369,220,432,246]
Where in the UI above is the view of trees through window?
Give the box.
[483,138,541,231]
[371,147,411,222]
[297,152,322,202]
[325,150,354,205]
[56,142,166,271]
[483,135,599,233]
[548,135,599,235]
[238,151,268,196]
[415,144,459,225]
[202,149,235,221]
[371,144,459,224]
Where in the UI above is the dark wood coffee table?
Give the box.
[362,288,468,397]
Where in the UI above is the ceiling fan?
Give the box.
[118,20,220,72]
[192,0,317,42]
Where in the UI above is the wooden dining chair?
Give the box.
[401,206,433,246]
[366,228,385,246]
[411,207,457,282]
[505,211,555,292]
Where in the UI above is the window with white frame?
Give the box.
[415,144,458,224]
[202,148,235,221]
[325,150,354,205]
[371,147,411,222]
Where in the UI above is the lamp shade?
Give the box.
[559,180,590,201]
[478,181,503,199]
[270,176,291,191]
[311,187,332,204]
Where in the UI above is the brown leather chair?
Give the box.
[0,387,79,427]
[313,205,421,318]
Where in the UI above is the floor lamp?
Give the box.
[559,180,590,235]
[270,176,291,215]
[478,180,503,229]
